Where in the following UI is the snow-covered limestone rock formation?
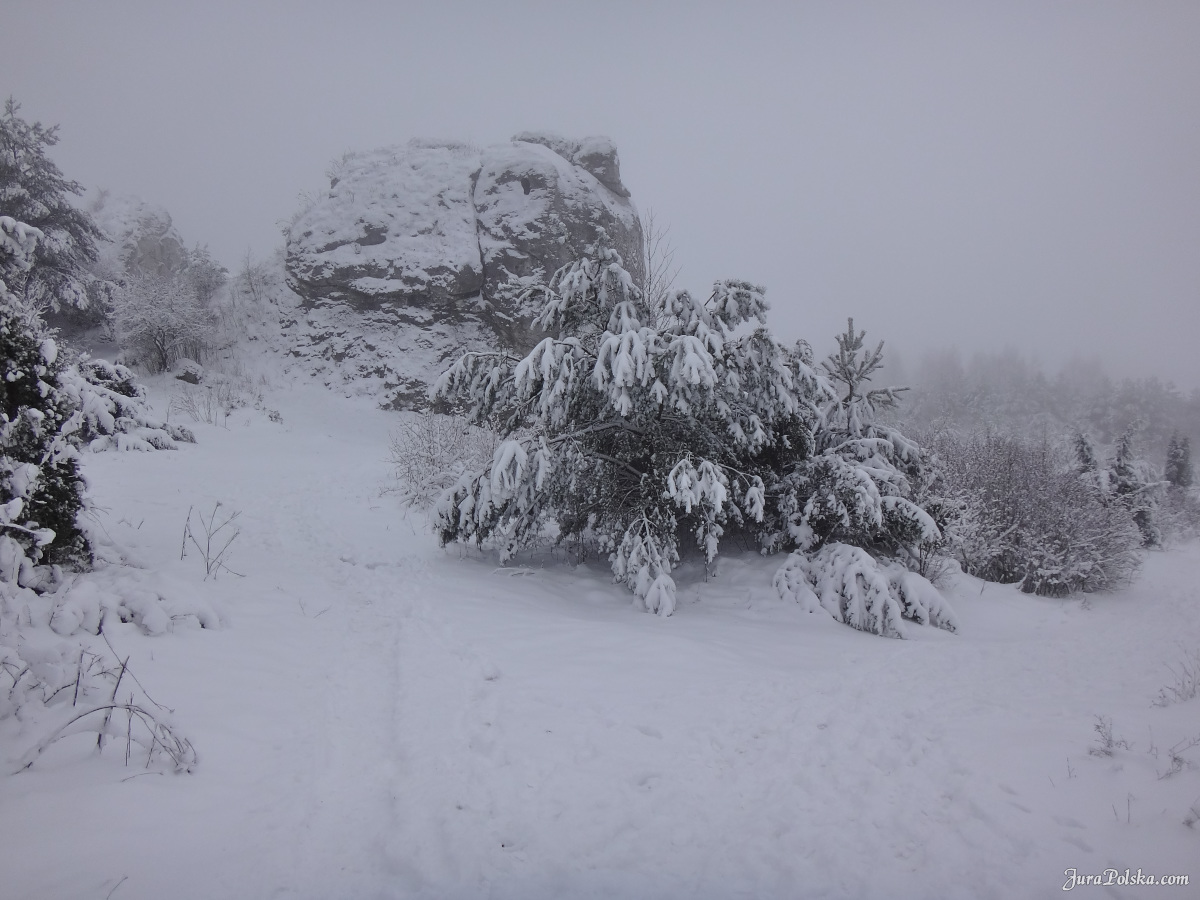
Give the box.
[87,191,188,279]
[282,134,644,407]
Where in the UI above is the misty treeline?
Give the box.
[895,348,1200,466]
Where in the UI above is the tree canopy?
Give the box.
[0,98,106,313]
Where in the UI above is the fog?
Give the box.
[4,1,1198,387]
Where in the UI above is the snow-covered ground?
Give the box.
[2,375,1198,899]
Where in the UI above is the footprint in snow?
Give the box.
[1053,815,1086,829]
[1061,834,1093,853]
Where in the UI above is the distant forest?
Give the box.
[894,348,1199,464]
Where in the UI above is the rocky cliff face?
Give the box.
[283,134,643,407]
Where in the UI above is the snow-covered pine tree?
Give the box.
[434,240,820,615]
[1,216,90,579]
[768,319,956,634]
[773,318,940,555]
[1165,432,1193,489]
[433,241,954,634]
[0,99,106,314]
[1110,426,1161,547]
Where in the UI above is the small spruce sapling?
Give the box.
[1111,426,1161,547]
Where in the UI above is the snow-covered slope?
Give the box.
[2,374,1198,899]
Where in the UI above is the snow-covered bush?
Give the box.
[168,369,263,428]
[0,563,216,772]
[64,357,196,452]
[111,270,217,373]
[932,431,1142,596]
[774,543,957,636]
[775,319,944,557]
[433,241,950,630]
[388,413,497,508]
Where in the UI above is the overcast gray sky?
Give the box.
[4,1,1199,388]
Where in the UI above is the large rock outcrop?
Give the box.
[283,134,643,406]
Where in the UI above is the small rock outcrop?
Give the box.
[283,134,643,406]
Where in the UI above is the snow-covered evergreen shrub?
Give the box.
[932,431,1141,595]
[773,543,957,636]
[433,241,950,630]
[64,357,196,452]
[1165,432,1193,489]
[778,319,943,557]
[1,216,89,571]
[1110,427,1162,547]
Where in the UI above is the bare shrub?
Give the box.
[180,503,242,579]
[1154,648,1200,707]
[387,413,497,508]
[1158,734,1200,780]
[16,701,196,773]
[6,637,196,774]
[1089,715,1132,757]
[1185,800,1200,828]
[639,207,681,309]
[169,379,251,427]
